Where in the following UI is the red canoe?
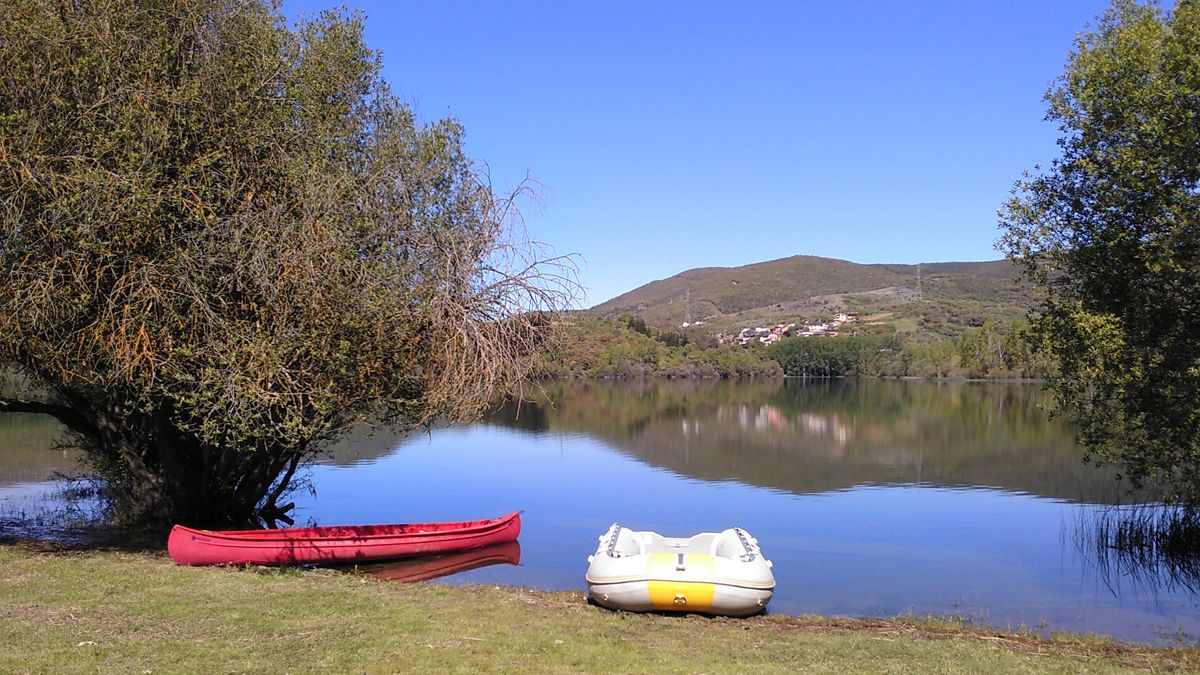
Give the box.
[167,512,521,566]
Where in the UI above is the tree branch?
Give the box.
[0,396,97,439]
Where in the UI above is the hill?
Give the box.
[590,256,1033,341]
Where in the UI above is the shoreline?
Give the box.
[2,541,1195,672]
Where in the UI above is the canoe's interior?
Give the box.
[177,512,517,542]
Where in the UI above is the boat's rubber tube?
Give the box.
[585,524,774,617]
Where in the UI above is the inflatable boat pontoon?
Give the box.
[585,523,775,617]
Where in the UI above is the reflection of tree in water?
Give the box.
[1075,506,1200,596]
[317,424,422,467]
[485,379,1138,503]
[0,474,109,544]
[0,412,82,485]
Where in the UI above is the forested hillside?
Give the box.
[541,315,1050,381]
[590,256,1032,342]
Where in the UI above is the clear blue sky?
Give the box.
[282,0,1112,306]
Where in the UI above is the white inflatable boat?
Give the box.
[585,523,775,617]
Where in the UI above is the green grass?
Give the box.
[0,543,1193,673]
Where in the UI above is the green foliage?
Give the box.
[655,330,689,348]
[767,336,901,378]
[954,320,1055,379]
[625,315,651,336]
[547,316,1047,382]
[900,340,962,379]
[0,1,569,526]
[958,321,1005,377]
[999,1,1200,502]
[539,317,780,378]
[906,298,1028,340]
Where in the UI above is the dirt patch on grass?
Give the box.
[0,603,82,627]
[759,614,1193,671]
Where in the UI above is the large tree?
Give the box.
[1000,1,1200,502]
[0,0,573,527]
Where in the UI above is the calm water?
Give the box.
[3,379,1199,644]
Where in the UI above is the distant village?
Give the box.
[695,312,860,347]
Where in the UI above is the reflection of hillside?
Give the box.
[0,413,82,485]
[486,380,1135,504]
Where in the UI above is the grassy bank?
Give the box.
[1,543,1194,673]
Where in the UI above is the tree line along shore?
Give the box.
[538,315,1049,381]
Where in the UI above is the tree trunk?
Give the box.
[2,393,304,528]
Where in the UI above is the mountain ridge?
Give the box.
[589,255,1030,339]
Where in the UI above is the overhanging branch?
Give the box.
[0,397,97,439]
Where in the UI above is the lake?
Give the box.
[3,379,1199,644]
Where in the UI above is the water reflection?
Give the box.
[1074,506,1200,598]
[8,379,1111,504]
[360,541,521,583]
[487,379,1133,504]
[0,412,96,534]
[318,423,418,467]
[0,412,81,486]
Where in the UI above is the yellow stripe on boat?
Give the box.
[645,553,718,610]
[648,580,716,610]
